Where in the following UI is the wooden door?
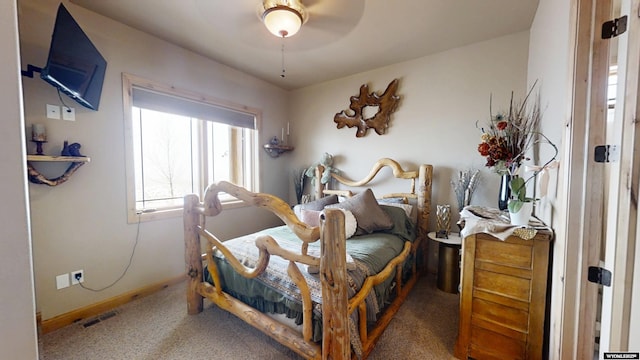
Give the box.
[562,0,640,358]
[598,0,640,355]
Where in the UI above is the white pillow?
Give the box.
[299,208,357,239]
[341,209,357,239]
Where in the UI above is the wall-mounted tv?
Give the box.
[40,3,107,111]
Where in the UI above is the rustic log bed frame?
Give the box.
[184,158,433,359]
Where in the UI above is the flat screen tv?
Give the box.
[40,4,107,111]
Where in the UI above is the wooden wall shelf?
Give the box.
[263,144,294,158]
[26,155,90,186]
[27,155,90,162]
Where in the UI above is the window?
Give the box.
[122,73,260,222]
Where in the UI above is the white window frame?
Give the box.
[122,73,261,223]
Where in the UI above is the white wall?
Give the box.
[527,0,571,225]
[288,31,530,270]
[0,0,39,357]
[20,0,290,320]
[527,0,573,358]
[289,31,530,223]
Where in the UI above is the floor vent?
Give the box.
[82,319,100,328]
[99,311,117,321]
[83,311,118,328]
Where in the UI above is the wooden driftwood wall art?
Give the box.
[334,79,400,137]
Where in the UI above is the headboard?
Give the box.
[314,158,433,245]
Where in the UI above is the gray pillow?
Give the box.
[302,194,339,210]
[294,195,338,218]
[328,189,393,235]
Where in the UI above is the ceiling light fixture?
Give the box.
[260,1,308,38]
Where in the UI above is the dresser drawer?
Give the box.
[475,236,532,269]
[471,297,529,336]
[474,268,531,302]
[470,325,525,360]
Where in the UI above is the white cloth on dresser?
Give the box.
[459,205,550,241]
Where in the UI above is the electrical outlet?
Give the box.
[46,104,61,119]
[71,270,84,285]
[56,274,69,289]
[62,106,75,121]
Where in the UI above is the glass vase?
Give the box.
[498,173,511,211]
[436,204,451,238]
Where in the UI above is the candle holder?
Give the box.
[263,136,294,158]
[436,204,451,239]
[32,140,47,155]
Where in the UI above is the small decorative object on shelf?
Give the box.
[436,204,451,239]
[31,124,47,155]
[61,140,84,157]
[263,136,294,158]
[32,124,46,141]
[32,140,47,155]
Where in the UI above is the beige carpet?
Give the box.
[39,274,459,359]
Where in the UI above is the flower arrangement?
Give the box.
[476,82,558,213]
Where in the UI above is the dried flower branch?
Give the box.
[477,80,541,176]
[451,169,481,212]
[292,168,306,204]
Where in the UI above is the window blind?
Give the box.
[132,86,256,129]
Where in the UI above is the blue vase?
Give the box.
[498,174,511,211]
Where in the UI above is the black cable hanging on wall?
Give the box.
[78,214,142,292]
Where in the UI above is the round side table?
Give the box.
[428,232,462,293]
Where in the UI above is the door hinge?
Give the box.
[602,16,628,39]
[588,266,612,286]
[594,145,619,163]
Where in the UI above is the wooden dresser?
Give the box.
[454,230,552,360]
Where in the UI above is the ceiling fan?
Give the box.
[251,0,365,77]
[68,0,366,84]
[256,0,364,40]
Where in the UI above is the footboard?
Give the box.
[184,182,350,359]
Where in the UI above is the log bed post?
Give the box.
[320,208,350,360]
[315,165,326,200]
[184,193,204,315]
[417,164,433,271]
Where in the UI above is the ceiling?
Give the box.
[70,0,540,90]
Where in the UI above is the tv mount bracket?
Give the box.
[21,64,42,78]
